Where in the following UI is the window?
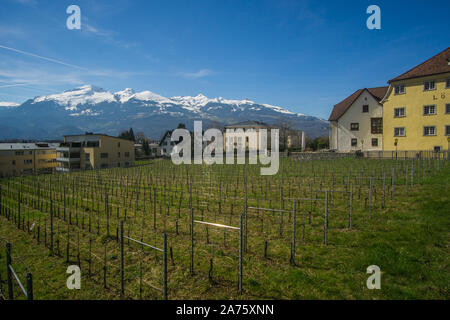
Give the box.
[15,151,24,156]
[125,152,130,158]
[362,105,369,113]
[394,84,405,95]
[350,123,359,131]
[434,146,441,153]
[351,138,357,147]
[12,160,16,165]
[85,154,90,160]
[24,159,32,164]
[423,105,436,115]
[423,126,436,136]
[394,127,405,137]
[100,153,108,159]
[372,138,378,147]
[446,79,450,89]
[445,125,450,136]
[371,118,383,134]
[118,152,121,158]
[117,163,121,167]
[101,163,108,169]
[423,80,436,91]
[118,142,121,147]
[125,162,130,167]
[446,104,450,114]
[394,107,406,118]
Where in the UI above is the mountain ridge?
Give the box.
[0,85,329,140]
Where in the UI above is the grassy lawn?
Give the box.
[0,160,448,300]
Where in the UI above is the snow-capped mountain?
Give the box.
[0,85,328,140]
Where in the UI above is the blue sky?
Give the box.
[0,0,449,119]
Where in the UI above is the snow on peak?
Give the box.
[30,85,302,116]
[34,85,115,108]
[133,91,173,103]
[114,88,136,103]
[261,103,295,115]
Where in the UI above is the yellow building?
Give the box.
[0,143,57,178]
[56,134,135,172]
[382,47,450,152]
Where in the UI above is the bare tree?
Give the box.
[274,119,295,151]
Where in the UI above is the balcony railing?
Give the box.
[56,157,80,163]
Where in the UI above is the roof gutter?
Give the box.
[380,84,393,104]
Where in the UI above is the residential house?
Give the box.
[329,87,388,152]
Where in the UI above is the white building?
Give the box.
[329,87,387,152]
[159,130,176,156]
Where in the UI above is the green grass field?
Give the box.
[0,157,448,300]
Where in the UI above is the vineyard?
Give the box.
[0,155,448,300]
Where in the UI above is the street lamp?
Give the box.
[394,138,398,160]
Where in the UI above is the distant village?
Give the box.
[1,47,448,178]
[0,120,308,178]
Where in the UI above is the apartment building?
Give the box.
[381,47,450,152]
[329,87,388,152]
[56,134,135,172]
[0,143,57,177]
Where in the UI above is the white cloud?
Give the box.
[180,69,214,79]
[0,101,20,107]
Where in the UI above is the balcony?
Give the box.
[56,146,80,153]
[56,157,80,163]
[57,142,81,153]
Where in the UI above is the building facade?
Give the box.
[159,130,175,157]
[329,87,387,152]
[382,47,450,152]
[0,143,57,177]
[56,134,135,172]
[223,121,272,152]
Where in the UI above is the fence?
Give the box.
[190,208,243,294]
[4,243,33,300]
[363,150,449,160]
[119,221,168,300]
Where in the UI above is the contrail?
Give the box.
[0,44,87,70]
[0,83,28,88]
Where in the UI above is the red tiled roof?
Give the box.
[389,47,450,83]
[328,87,388,121]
